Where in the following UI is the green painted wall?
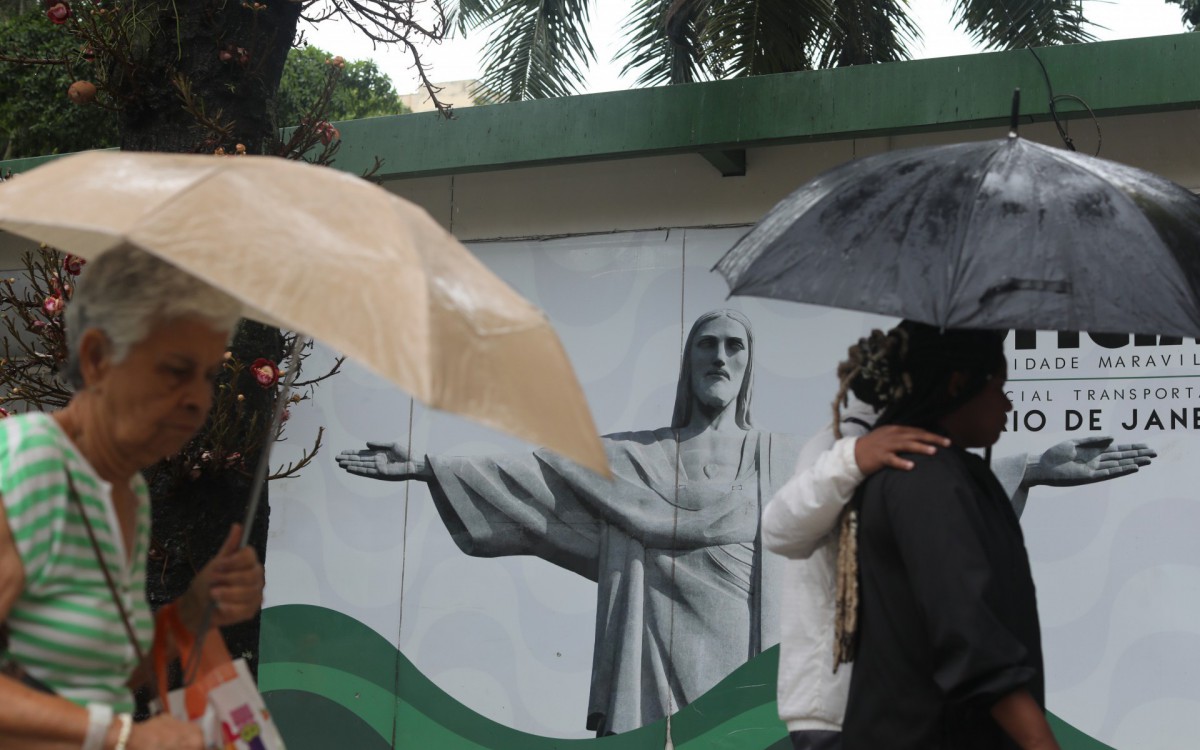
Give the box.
[330,34,1200,180]
[260,605,1115,750]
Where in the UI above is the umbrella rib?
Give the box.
[126,164,232,248]
[942,144,1008,330]
[97,155,231,246]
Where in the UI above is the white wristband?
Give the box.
[113,713,133,750]
[83,703,112,750]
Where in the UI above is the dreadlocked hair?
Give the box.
[832,503,858,671]
[830,326,911,668]
[831,327,913,665]
[831,326,913,439]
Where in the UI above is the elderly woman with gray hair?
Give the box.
[0,246,265,750]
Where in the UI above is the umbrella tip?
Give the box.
[1009,88,1021,139]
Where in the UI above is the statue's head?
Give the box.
[671,309,754,429]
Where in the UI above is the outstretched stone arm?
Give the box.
[336,441,436,482]
[996,436,1156,518]
[1021,437,1155,488]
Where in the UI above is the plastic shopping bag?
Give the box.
[154,603,286,750]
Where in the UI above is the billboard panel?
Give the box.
[262,229,1199,749]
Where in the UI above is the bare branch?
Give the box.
[291,355,345,389]
[0,54,70,66]
[302,0,454,117]
[269,426,325,481]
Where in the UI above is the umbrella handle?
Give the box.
[1009,88,1021,138]
[238,332,309,548]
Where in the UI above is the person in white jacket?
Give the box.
[764,397,1156,750]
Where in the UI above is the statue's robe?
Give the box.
[426,427,802,735]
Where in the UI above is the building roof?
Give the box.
[2,33,1198,181]
[331,33,1200,180]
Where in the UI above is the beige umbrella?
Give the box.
[0,150,609,476]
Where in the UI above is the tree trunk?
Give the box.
[116,1,301,153]
[113,0,303,679]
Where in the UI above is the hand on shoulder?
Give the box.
[854,426,950,475]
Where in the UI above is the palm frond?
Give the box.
[616,0,714,87]
[1167,0,1200,31]
[475,0,596,101]
[702,0,834,78]
[816,0,919,68]
[453,0,505,36]
[952,0,1096,50]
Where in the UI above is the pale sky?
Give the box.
[302,1,1188,98]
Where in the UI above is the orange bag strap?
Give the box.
[152,603,191,711]
[153,603,237,719]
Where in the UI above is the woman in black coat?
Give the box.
[837,322,1059,750]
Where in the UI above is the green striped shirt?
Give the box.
[1,412,152,711]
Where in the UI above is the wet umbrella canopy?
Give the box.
[714,134,1200,338]
[0,151,609,476]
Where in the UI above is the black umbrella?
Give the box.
[714,125,1200,338]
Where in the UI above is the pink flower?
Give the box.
[42,294,64,317]
[250,358,280,388]
[46,2,71,24]
[314,121,340,146]
[63,254,85,275]
[280,408,290,423]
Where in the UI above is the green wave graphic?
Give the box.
[259,604,1114,750]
